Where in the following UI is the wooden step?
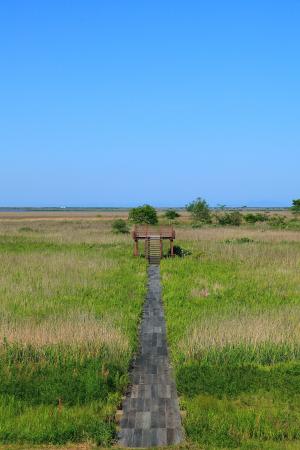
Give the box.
[146,238,161,265]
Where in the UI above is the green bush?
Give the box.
[111,219,129,234]
[217,211,242,226]
[244,213,269,223]
[128,205,158,224]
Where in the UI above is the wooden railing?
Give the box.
[132,225,175,239]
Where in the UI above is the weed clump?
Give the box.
[224,237,254,244]
[111,219,129,234]
[168,245,192,257]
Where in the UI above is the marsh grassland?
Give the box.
[0,215,146,446]
[0,212,299,450]
[161,226,300,449]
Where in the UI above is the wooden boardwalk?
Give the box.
[118,265,184,448]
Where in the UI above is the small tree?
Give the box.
[165,209,180,221]
[128,204,158,224]
[186,197,211,224]
[112,219,129,234]
[291,199,300,215]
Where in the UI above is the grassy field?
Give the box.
[0,211,300,449]
[0,216,146,446]
[161,226,300,449]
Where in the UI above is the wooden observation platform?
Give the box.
[132,225,175,264]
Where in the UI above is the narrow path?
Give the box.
[118,265,184,448]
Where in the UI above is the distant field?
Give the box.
[0,211,129,221]
[0,212,299,449]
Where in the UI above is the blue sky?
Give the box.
[0,1,299,207]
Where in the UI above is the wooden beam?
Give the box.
[134,239,139,256]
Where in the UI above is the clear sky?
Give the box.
[1,1,299,207]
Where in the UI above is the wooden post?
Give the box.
[170,239,174,257]
[160,238,163,259]
[134,239,139,256]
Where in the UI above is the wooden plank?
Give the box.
[118,265,184,447]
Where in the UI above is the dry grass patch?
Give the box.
[0,311,128,353]
[0,217,131,244]
[191,282,224,298]
[181,306,300,358]
[178,226,300,243]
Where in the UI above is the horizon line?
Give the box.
[0,206,291,210]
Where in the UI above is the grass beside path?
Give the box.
[0,221,146,446]
[1,441,300,450]
[161,227,300,450]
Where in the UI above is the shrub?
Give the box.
[165,210,180,220]
[291,199,300,215]
[168,245,192,257]
[244,213,269,223]
[111,219,129,234]
[186,198,211,224]
[128,205,158,225]
[217,212,242,226]
[268,215,287,229]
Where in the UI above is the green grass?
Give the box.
[161,230,300,449]
[1,218,300,449]
[0,226,146,446]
